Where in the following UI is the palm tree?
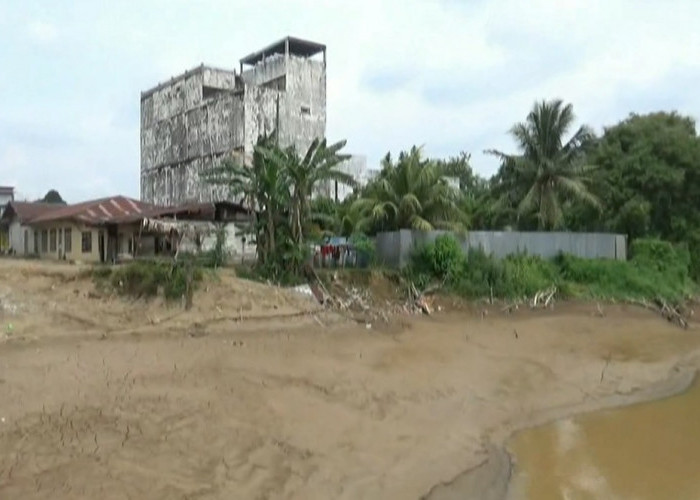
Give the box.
[204,133,291,266]
[486,99,600,230]
[352,146,468,233]
[258,138,355,244]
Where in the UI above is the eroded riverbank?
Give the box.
[2,260,700,499]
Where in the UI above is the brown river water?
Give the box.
[509,379,700,500]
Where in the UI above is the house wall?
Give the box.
[8,220,36,255]
[30,222,102,262]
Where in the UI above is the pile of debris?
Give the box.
[502,285,558,314]
[296,268,440,323]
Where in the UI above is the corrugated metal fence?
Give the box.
[375,230,627,268]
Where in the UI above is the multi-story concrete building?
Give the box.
[140,36,329,206]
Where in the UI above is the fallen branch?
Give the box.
[627,297,689,329]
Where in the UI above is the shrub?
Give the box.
[411,234,464,281]
[98,259,203,301]
[498,254,560,298]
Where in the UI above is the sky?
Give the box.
[1,0,699,202]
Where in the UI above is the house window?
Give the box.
[300,106,311,115]
[34,231,39,254]
[64,228,72,253]
[41,230,48,253]
[49,229,57,252]
[81,231,92,253]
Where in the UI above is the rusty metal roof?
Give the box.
[1,201,63,224]
[29,196,159,225]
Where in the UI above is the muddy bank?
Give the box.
[3,260,700,499]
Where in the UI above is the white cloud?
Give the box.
[0,144,27,172]
[26,20,58,43]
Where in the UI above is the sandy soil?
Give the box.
[1,259,700,499]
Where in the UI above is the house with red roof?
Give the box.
[22,195,160,263]
[2,194,254,263]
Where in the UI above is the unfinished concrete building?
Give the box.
[140,36,328,206]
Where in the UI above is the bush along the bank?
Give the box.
[93,258,203,302]
[406,234,695,302]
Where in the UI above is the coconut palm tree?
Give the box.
[352,146,468,233]
[486,99,600,230]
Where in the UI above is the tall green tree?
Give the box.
[579,112,700,277]
[352,146,469,233]
[486,99,600,230]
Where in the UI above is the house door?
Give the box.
[23,230,28,254]
[98,231,105,263]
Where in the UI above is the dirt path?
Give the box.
[1,260,699,499]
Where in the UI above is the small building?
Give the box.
[3,194,255,263]
[0,201,63,255]
[26,196,157,263]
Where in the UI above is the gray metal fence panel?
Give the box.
[374,230,627,268]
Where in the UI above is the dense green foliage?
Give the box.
[408,235,694,302]
[200,98,700,296]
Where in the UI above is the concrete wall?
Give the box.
[8,220,34,255]
[375,230,628,268]
[277,56,326,155]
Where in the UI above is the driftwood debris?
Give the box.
[530,286,557,309]
[628,297,689,329]
[406,281,441,316]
